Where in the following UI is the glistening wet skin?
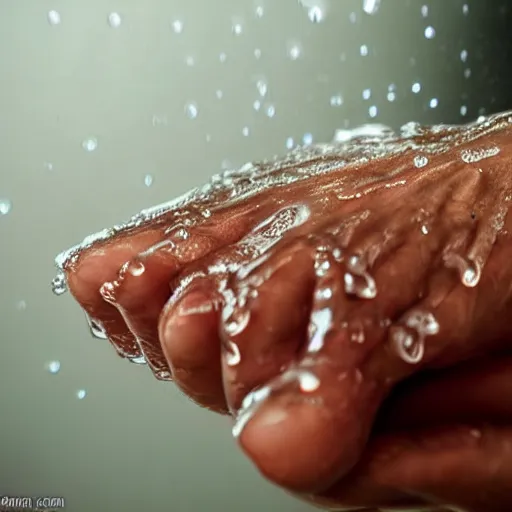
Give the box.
[54,111,512,511]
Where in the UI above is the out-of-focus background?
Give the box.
[1,1,511,511]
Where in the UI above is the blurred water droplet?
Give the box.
[360,44,369,56]
[185,56,195,66]
[43,162,53,171]
[253,100,261,111]
[460,105,468,116]
[242,126,250,137]
[219,52,227,63]
[429,97,439,108]
[232,21,243,35]
[47,361,61,374]
[16,300,27,311]
[286,137,295,149]
[288,42,302,60]
[424,26,435,39]
[108,12,122,28]
[171,19,183,33]
[255,5,264,17]
[303,133,313,145]
[298,0,327,23]
[330,94,343,107]
[216,89,223,100]
[464,68,471,79]
[412,82,421,93]
[368,105,378,118]
[82,137,98,152]
[256,79,268,97]
[254,48,262,59]
[184,102,198,119]
[462,3,469,15]
[363,0,380,15]
[349,11,357,23]
[460,49,468,62]
[76,389,87,400]
[265,104,276,117]
[144,174,153,187]
[48,10,61,25]
[51,272,68,296]
[0,198,12,216]
[421,5,428,17]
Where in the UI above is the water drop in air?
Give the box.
[185,102,198,119]
[171,20,183,33]
[48,10,61,25]
[363,0,380,15]
[47,361,61,374]
[108,12,122,28]
[82,138,98,152]
[76,389,87,400]
[0,198,12,215]
[424,26,436,39]
[144,174,153,187]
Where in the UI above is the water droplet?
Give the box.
[225,341,241,366]
[85,313,108,339]
[185,56,195,66]
[460,105,468,116]
[299,372,320,392]
[390,326,424,364]
[362,88,371,100]
[130,355,147,365]
[232,21,243,35]
[255,5,264,17]
[349,11,357,23]
[265,104,276,118]
[286,137,295,150]
[412,82,421,93]
[363,0,380,15]
[48,10,61,25]
[387,91,396,102]
[421,224,429,235]
[288,42,302,60]
[464,68,471,79]
[253,100,261,111]
[368,105,378,118]
[460,49,468,62]
[184,102,198,119]
[421,5,428,17]
[44,162,53,171]
[308,308,333,352]
[0,198,12,215]
[414,155,428,168]
[424,26,436,39]
[254,48,262,59]
[242,126,250,137]
[108,12,122,28]
[82,137,98,152]
[219,52,227,63]
[360,44,369,56]
[298,0,326,23]
[256,79,268,97]
[76,389,87,400]
[330,94,344,107]
[344,256,377,299]
[462,3,469,15]
[429,98,439,109]
[16,300,27,311]
[171,19,183,33]
[144,174,153,187]
[52,272,68,296]
[47,361,61,374]
[303,133,313,145]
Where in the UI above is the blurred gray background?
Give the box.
[1,0,511,511]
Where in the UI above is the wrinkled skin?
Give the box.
[55,111,512,512]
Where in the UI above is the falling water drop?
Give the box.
[48,10,61,25]
[0,198,12,216]
[47,361,61,374]
[76,389,87,400]
[363,0,380,15]
[171,19,183,33]
[185,102,198,119]
[144,174,153,187]
[424,26,436,39]
[82,137,98,152]
[108,12,122,28]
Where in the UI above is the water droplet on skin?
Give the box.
[47,361,61,374]
[299,372,320,392]
[308,308,333,352]
[0,198,12,215]
[171,19,183,33]
[363,0,380,15]
[390,326,424,364]
[108,12,122,28]
[130,355,147,365]
[225,341,241,366]
[51,272,68,296]
[82,137,98,152]
[126,261,145,277]
[185,102,198,119]
[421,224,429,235]
[414,155,428,168]
[344,256,377,299]
[76,389,87,400]
[86,314,108,340]
[48,10,61,25]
